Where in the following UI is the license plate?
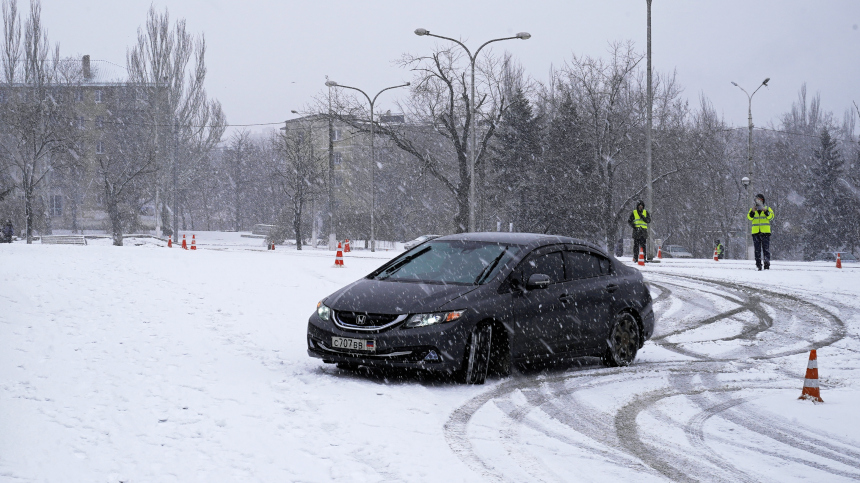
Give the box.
[331,336,375,352]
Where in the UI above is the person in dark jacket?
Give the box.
[1,219,12,243]
[627,200,650,263]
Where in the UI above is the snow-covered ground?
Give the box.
[2,235,860,482]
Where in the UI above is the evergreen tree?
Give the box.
[542,90,598,239]
[491,88,542,231]
[803,128,848,259]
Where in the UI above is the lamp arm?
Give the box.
[474,36,522,59]
[371,83,411,105]
[426,33,473,61]
[335,84,373,108]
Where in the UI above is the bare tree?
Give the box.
[0,0,79,243]
[271,123,324,249]
[98,93,157,245]
[329,47,510,233]
[126,5,225,238]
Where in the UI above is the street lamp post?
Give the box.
[326,81,410,252]
[414,28,531,232]
[731,77,769,259]
[325,78,337,250]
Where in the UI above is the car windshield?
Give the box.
[369,240,522,285]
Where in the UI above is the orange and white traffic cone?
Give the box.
[637,247,645,266]
[344,239,351,253]
[657,246,662,259]
[713,248,719,261]
[799,349,824,403]
[836,253,842,269]
[271,241,275,250]
[181,234,187,250]
[334,242,344,267]
[190,234,197,250]
[167,236,172,248]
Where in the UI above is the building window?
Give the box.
[94,90,102,103]
[333,152,343,165]
[96,140,104,154]
[50,195,62,217]
[77,116,85,129]
[334,175,343,187]
[95,116,104,129]
[75,90,83,102]
[333,129,342,141]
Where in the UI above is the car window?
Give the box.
[564,251,606,280]
[370,240,522,285]
[521,251,565,285]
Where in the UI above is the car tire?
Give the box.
[602,312,640,367]
[458,324,493,384]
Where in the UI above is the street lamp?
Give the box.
[326,80,411,252]
[325,79,337,250]
[731,77,769,259]
[414,28,531,232]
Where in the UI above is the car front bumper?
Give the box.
[306,314,469,372]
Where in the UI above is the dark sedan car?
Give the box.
[307,233,655,384]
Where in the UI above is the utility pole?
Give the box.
[645,0,655,261]
[172,117,179,240]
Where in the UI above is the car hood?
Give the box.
[325,278,479,314]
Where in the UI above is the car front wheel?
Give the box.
[602,312,640,367]
[458,324,493,384]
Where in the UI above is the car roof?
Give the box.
[434,232,605,253]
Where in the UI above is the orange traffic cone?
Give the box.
[836,253,842,269]
[167,236,172,248]
[799,350,824,403]
[637,247,645,266]
[271,241,275,250]
[181,234,187,250]
[190,234,197,250]
[334,242,344,267]
[713,247,719,261]
[344,239,351,253]
[657,246,662,259]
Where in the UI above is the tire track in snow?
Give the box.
[444,272,856,482]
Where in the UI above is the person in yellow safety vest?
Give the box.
[715,240,723,260]
[627,200,650,263]
[747,193,775,271]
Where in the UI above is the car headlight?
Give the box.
[404,310,465,328]
[317,301,331,321]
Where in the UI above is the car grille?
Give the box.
[334,311,403,329]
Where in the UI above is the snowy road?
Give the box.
[451,268,860,482]
[2,235,860,482]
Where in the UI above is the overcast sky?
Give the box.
[39,0,860,138]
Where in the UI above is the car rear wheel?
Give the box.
[602,312,640,367]
[458,324,493,384]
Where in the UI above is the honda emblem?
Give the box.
[356,314,367,325]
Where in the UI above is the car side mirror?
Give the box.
[526,273,551,290]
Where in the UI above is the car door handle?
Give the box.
[559,293,573,303]
[605,284,619,293]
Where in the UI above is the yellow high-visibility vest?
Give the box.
[747,207,774,234]
[633,210,648,230]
